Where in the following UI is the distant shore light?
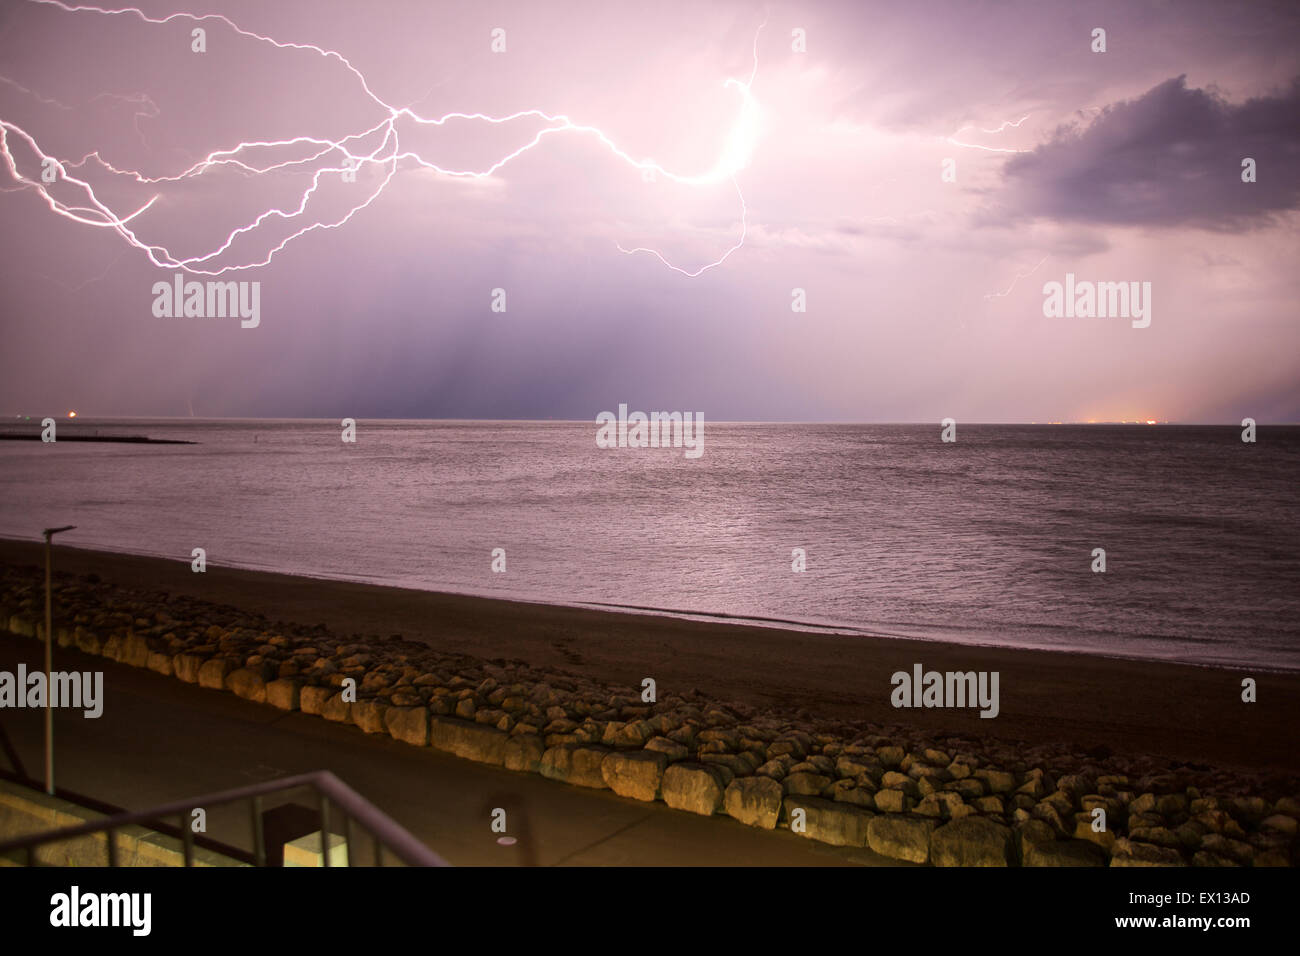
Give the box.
[68,410,77,418]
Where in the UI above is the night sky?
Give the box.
[2,0,1297,422]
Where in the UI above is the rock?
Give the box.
[1273,796,1300,818]
[266,679,300,711]
[384,706,428,746]
[1199,834,1254,865]
[874,789,912,813]
[321,692,353,724]
[121,633,151,668]
[1230,796,1269,825]
[784,771,832,796]
[1073,817,1117,852]
[701,753,757,779]
[867,815,936,864]
[783,795,872,847]
[643,736,690,762]
[975,769,1016,794]
[504,734,545,773]
[353,698,389,734]
[1015,819,1055,861]
[225,668,267,703]
[197,658,232,690]
[1128,792,1157,815]
[300,685,333,715]
[1192,850,1241,866]
[1024,839,1107,867]
[835,756,876,779]
[1261,814,1298,835]
[1110,838,1187,867]
[539,745,609,788]
[974,796,1004,815]
[930,817,1014,867]
[846,788,882,812]
[876,745,905,768]
[1129,826,1179,848]
[724,776,785,829]
[146,651,173,676]
[661,763,728,816]
[601,751,668,801]
[173,653,203,683]
[428,717,508,766]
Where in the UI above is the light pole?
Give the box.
[43,525,75,795]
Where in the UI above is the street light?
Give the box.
[43,525,75,795]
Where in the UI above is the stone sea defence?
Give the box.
[2,565,1296,867]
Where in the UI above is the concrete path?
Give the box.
[0,635,899,866]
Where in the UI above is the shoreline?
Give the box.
[0,535,1288,677]
[1,538,1296,775]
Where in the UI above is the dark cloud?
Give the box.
[986,75,1300,229]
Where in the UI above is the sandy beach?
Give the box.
[1,537,1294,776]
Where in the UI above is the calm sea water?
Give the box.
[2,420,1297,671]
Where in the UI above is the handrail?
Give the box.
[0,770,450,867]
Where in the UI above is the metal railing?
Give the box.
[0,770,450,867]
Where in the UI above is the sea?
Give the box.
[2,419,1297,671]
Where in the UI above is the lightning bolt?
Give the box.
[984,255,1048,299]
[946,114,1033,154]
[1,1,765,277]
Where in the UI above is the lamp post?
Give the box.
[43,525,75,795]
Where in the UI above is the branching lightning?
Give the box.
[946,114,1033,154]
[0,1,766,277]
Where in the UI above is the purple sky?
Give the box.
[1,0,1297,422]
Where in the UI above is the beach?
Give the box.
[2,537,1294,776]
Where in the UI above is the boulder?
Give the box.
[225,668,267,704]
[146,651,173,677]
[930,816,1014,867]
[353,698,389,734]
[873,789,912,813]
[504,734,545,773]
[601,751,668,801]
[384,706,429,747]
[173,653,203,684]
[783,795,872,847]
[428,717,508,766]
[321,692,353,724]
[867,815,936,864]
[1109,838,1187,867]
[1024,839,1107,867]
[266,679,300,711]
[643,736,691,762]
[197,658,232,690]
[661,763,727,816]
[300,685,333,715]
[121,633,151,668]
[784,771,833,796]
[724,776,784,829]
[539,745,609,788]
